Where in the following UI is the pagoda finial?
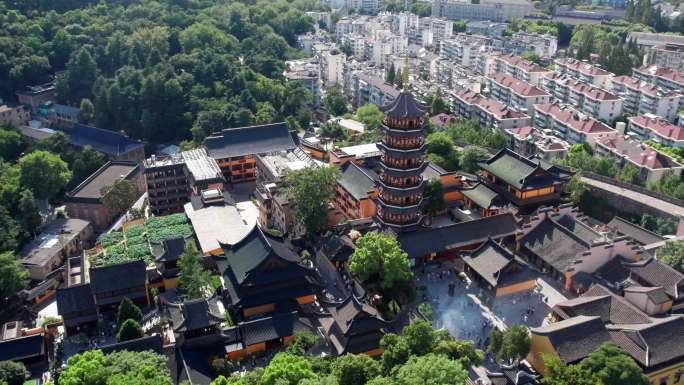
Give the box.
[402,50,409,92]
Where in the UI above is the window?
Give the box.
[660,376,669,385]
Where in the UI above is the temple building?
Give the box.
[374,72,428,231]
[216,226,321,319]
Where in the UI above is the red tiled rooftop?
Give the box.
[555,58,614,77]
[498,53,550,73]
[506,126,537,139]
[597,134,683,170]
[629,115,684,140]
[534,103,614,134]
[490,73,550,97]
[612,76,680,97]
[634,65,684,86]
[455,90,530,120]
[566,80,620,101]
[430,113,456,128]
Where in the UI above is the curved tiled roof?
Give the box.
[381,91,425,119]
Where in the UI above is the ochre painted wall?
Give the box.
[243,303,275,318]
[495,279,537,297]
[527,334,558,376]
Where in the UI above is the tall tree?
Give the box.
[401,319,436,356]
[17,189,42,236]
[422,178,445,219]
[57,46,98,104]
[460,146,490,173]
[657,240,684,273]
[0,207,20,252]
[261,353,316,385]
[116,297,143,330]
[0,361,28,385]
[499,324,531,363]
[332,354,381,385]
[178,242,211,300]
[79,98,95,124]
[116,319,143,342]
[386,63,396,84]
[18,150,72,200]
[324,87,348,116]
[0,128,25,161]
[542,356,600,385]
[285,166,340,237]
[393,354,467,385]
[349,232,413,291]
[579,343,649,385]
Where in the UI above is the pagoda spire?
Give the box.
[402,50,409,92]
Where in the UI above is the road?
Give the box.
[581,176,684,217]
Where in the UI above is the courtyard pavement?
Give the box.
[416,266,560,352]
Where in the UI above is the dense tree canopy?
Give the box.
[0,0,317,146]
[18,150,72,200]
[0,361,28,385]
[285,165,340,237]
[349,232,413,292]
[178,241,212,300]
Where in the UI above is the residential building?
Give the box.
[16,82,55,113]
[431,0,535,22]
[348,73,400,108]
[632,65,684,108]
[542,74,623,123]
[490,54,553,86]
[506,32,557,59]
[595,134,684,184]
[67,123,145,161]
[36,102,80,129]
[465,20,509,36]
[504,126,570,161]
[345,0,380,14]
[553,58,614,88]
[254,148,315,234]
[335,161,380,219]
[20,218,93,282]
[533,102,615,146]
[430,113,456,129]
[143,148,225,215]
[478,148,573,210]
[204,122,297,183]
[284,58,321,106]
[627,31,684,49]
[0,104,29,127]
[320,48,345,86]
[216,226,321,318]
[335,17,367,41]
[627,115,684,148]
[65,161,145,230]
[486,73,551,112]
[452,89,532,130]
[440,34,495,68]
[611,76,680,121]
[648,44,684,72]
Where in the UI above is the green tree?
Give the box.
[261,353,316,385]
[0,361,28,385]
[402,319,436,356]
[57,47,98,104]
[101,179,139,217]
[616,163,642,185]
[579,343,649,385]
[79,98,95,124]
[380,333,410,371]
[349,232,413,291]
[432,330,484,367]
[0,207,21,252]
[325,87,348,116]
[319,121,347,141]
[0,251,27,300]
[19,150,72,200]
[332,354,381,385]
[178,242,211,300]
[594,156,617,178]
[59,350,109,385]
[460,146,490,173]
[286,330,318,355]
[18,189,42,236]
[386,63,396,84]
[499,324,531,363]
[0,128,25,162]
[657,239,684,273]
[393,353,467,385]
[422,178,445,218]
[116,297,143,330]
[566,175,587,206]
[429,94,450,115]
[60,349,172,385]
[487,329,503,355]
[285,166,340,237]
[116,319,143,342]
[426,132,460,171]
[542,356,600,385]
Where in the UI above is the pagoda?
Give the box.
[375,55,427,231]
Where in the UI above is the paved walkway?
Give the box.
[582,176,684,217]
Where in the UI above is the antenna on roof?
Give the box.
[403,50,409,93]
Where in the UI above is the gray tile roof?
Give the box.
[607,217,665,246]
[56,283,96,316]
[623,286,671,305]
[479,148,560,190]
[381,91,426,119]
[532,315,611,364]
[554,284,653,325]
[20,218,91,268]
[89,260,147,294]
[461,238,514,287]
[338,162,378,200]
[69,124,143,156]
[397,213,519,259]
[462,182,502,210]
[628,257,684,299]
[204,122,296,159]
[67,161,139,201]
[521,217,590,273]
[610,316,684,368]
